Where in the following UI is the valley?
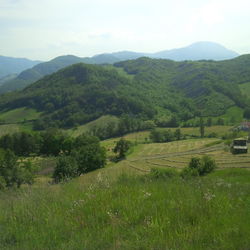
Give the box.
[0,51,250,249]
[2,0,250,247]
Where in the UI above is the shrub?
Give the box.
[0,150,35,188]
[113,138,131,159]
[53,156,79,183]
[200,155,216,176]
[182,155,216,178]
[73,144,106,174]
[188,157,202,170]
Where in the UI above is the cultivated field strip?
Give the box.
[125,139,250,172]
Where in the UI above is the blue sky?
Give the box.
[0,0,250,60]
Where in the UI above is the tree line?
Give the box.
[0,130,107,188]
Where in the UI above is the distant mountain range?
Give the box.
[0,42,239,93]
[149,41,239,61]
[104,41,239,61]
[0,56,41,79]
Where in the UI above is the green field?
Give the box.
[68,115,120,137]
[0,107,41,124]
[219,106,244,124]
[0,122,34,137]
[116,138,250,173]
[0,124,20,137]
[101,125,233,150]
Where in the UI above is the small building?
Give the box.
[238,122,250,131]
[231,138,248,154]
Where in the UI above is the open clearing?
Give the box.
[0,124,20,137]
[116,138,250,173]
[0,107,41,123]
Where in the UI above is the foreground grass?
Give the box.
[0,168,249,250]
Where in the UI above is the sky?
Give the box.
[0,0,250,60]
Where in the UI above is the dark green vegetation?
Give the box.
[0,168,249,249]
[181,155,217,177]
[0,63,157,129]
[1,55,250,132]
[0,149,34,189]
[53,134,106,183]
[149,128,183,142]
[0,55,41,79]
[113,138,132,159]
[0,130,106,185]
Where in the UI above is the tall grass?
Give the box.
[0,168,249,249]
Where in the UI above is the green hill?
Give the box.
[1,55,250,130]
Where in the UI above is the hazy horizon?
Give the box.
[1,0,250,60]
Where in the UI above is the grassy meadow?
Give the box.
[0,107,41,124]
[1,125,250,249]
[0,167,249,250]
[68,115,120,137]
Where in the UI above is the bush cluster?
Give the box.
[181,155,216,177]
[0,149,34,189]
[52,134,106,183]
[149,128,183,143]
[149,156,216,181]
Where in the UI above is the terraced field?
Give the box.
[121,138,250,173]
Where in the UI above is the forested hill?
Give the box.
[115,55,250,113]
[0,55,250,129]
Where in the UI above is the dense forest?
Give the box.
[0,55,250,130]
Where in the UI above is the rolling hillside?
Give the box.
[0,55,250,130]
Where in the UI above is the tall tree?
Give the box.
[200,117,205,138]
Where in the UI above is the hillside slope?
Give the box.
[1,55,250,129]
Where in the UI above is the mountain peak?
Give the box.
[153,41,239,61]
